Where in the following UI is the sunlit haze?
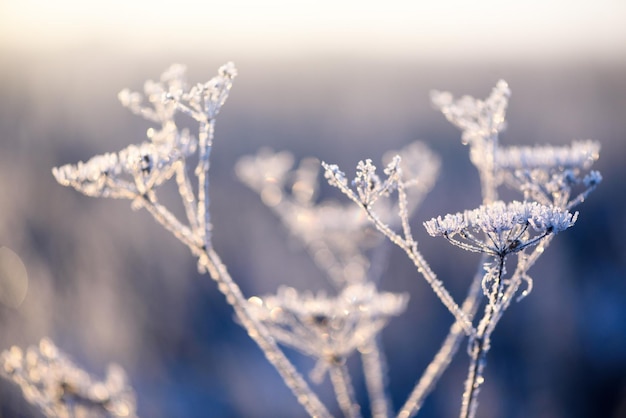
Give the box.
[2,0,626,59]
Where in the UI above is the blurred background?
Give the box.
[1,1,625,417]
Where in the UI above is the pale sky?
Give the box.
[1,0,625,59]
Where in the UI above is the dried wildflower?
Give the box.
[424,201,577,256]
[353,159,390,207]
[383,141,440,198]
[497,140,601,208]
[181,62,237,121]
[118,63,187,127]
[52,131,196,199]
[248,283,408,381]
[322,141,439,212]
[1,338,136,418]
[497,139,599,171]
[432,80,511,202]
[431,80,510,147]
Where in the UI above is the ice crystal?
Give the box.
[423,201,577,256]
[248,283,408,382]
[1,338,136,418]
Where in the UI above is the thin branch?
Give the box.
[397,258,484,418]
[362,205,475,337]
[201,247,333,418]
[360,338,392,418]
[196,119,215,248]
[329,362,362,418]
[140,191,332,418]
[459,255,504,418]
[174,161,199,231]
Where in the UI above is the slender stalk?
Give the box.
[459,255,504,418]
[196,119,215,247]
[329,362,362,418]
[487,235,554,335]
[174,161,199,231]
[360,338,392,418]
[460,336,488,418]
[397,263,483,418]
[364,206,475,338]
[201,247,332,418]
[140,185,332,418]
[139,195,201,251]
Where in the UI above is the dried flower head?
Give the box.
[1,338,136,418]
[424,201,577,256]
[248,284,408,381]
[52,131,196,199]
[497,140,602,208]
[431,80,510,147]
[383,141,440,195]
[323,141,439,210]
[118,63,188,127]
[182,62,237,120]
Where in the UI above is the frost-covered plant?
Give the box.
[323,81,600,418]
[0,338,136,418]
[2,64,601,418]
[249,283,407,418]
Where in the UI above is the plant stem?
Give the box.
[459,255,505,418]
[360,338,392,418]
[141,187,332,418]
[362,206,475,338]
[202,247,333,418]
[196,119,215,247]
[397,262,484,418]
[329,362,362,418]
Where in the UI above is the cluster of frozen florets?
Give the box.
[53,131,197,199]
[248,283,408,381]
[52,63,237,203]
[423,201,577,256]
[1,339,136,418]
[431,80,510,146]
[497,139,602,208]
[321,141,440,212]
